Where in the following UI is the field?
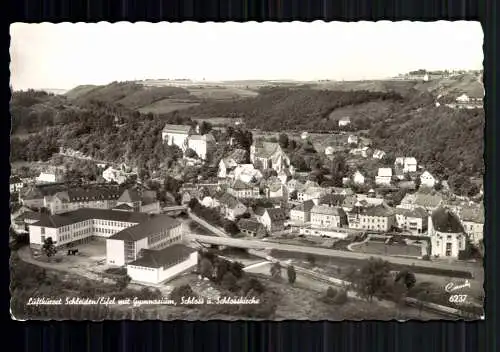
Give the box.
[137,99,200,114]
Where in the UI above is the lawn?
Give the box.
[351,241,422,258]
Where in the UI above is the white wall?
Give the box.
[29,225,58,246]
[106,239,125,266]
[163,132,188,149]
[127,251,198,285]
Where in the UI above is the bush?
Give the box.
[169,284,197,305]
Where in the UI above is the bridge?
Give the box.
[184,233,476,275]
[161,205,188,213]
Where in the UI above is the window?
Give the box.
[41,227,46,235]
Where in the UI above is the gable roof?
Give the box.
[265,208,287,221]
[310,205,346,217]
[431,208,464,233]
[362,204,395,217]
[31,208,152,229]
[406,207,429,219]
[237,219,266,234]
[117,188,141,203]
[253,141,282,158]
[293,200,316,212]
[415,193,443,208]
[459,206,484,224]
[128,244,197,268]
[231,179,254,190]
[217,193,245,210]
[109,214,181,241]
[318,194,346,207]
[163,124,192,134]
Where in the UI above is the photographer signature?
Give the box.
[444,280,471,293]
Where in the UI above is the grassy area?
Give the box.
[270,250,474,279]
[351,241,422,257]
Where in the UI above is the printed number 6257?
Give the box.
[449,294,468,304]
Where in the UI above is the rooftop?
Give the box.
[311,205,346,217]
[265,208,287,221]
[31,208,152,228]
[237,219,266,234]
[109,214,181,241]
[163,124,192,133]
[128,244,197,269]
[292,200,316,212]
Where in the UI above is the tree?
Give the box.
[169,284,197,305]
[185,148,198,159]
[278,133,289,149]
[188,198,199,210]
[115,275,131,291]
[223,220,240,236]
[395,270,417,290]
[221,272,238,291]
[348,257,392,302]
[289,190,298,200]
[270,262,282,281]
[41,237,57,258]
[199,121,212,135]
[200,258,214,279]
[287,265,297,284]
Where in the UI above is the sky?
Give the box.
[10,21,483,90]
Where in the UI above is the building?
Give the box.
[428,208,466,258]
[106,214,183,266]
[216,193,247,221]
[338,116,351,127]
[116,188,161,214]
[126,244,198,285]
[36,170,63,184]
[394,207,428,235]
[232,164,263,184]
[43,186,123,214]
[102,166,136,185]
[352,171,365,185]
[289,200,315,225]
[265,183,286,199]
[237,219,267,237]
[227,180,260,199]
[325,146,335,156]
[277,168,292,185]
[398,193,443,212]
[372,150,386,160]
[250,141,290,173]
[395,157,417,173]
[10,176,24,193]
[318,194,346,207]
[375,168,393,186]
[297,186,327,203]
[186,134,216,160]
[286,179,305,195]
[420,171,437,188]
[348,205,396,232]
[459,206,484,244]
[347,135,358,145]
[218,158,238,179]
[162,124,192,149]
[259,208,287,233]
[310,205,347,229]
[28,208,149,249]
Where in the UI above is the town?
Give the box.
[10,80,484,320]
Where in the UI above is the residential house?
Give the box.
[341,195,358,212]
[375,168,393,186]
[398,193,443,212]
[232,164,263,184]
[350,147,372,158]
[102,166,135,185]
[338,116,351,127]
[394,207,428,235]
[348,204,396,232]
[237,219,267,237]
[286,179,305,195]
[250,141,290,173]
[126,244,198,285]
[227,180,260,199]
[428,207,466,258]
[356,194,385,207]
[218,158,238,179]
[265,183,287,199]
[278,168,292,185]
[289,200,315,225]
[318,194,346,207]
[332,187,354,196]
[353,171,365,185]
[310,204,347,229]
[459,206,484,244]
[10,176,24,193]
[297,186,327,203]
[420,171,437,188]
[259,208,288,233]
[372,150,386,160]
[347,135,358,145]
[217,193,247,221]
[186,134,216,160]
[162,124,192,149]
[394,157,417,173]
[36,169,63,184]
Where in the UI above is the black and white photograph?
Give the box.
[9,21,484,320]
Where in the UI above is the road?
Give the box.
[185,234,478,274]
